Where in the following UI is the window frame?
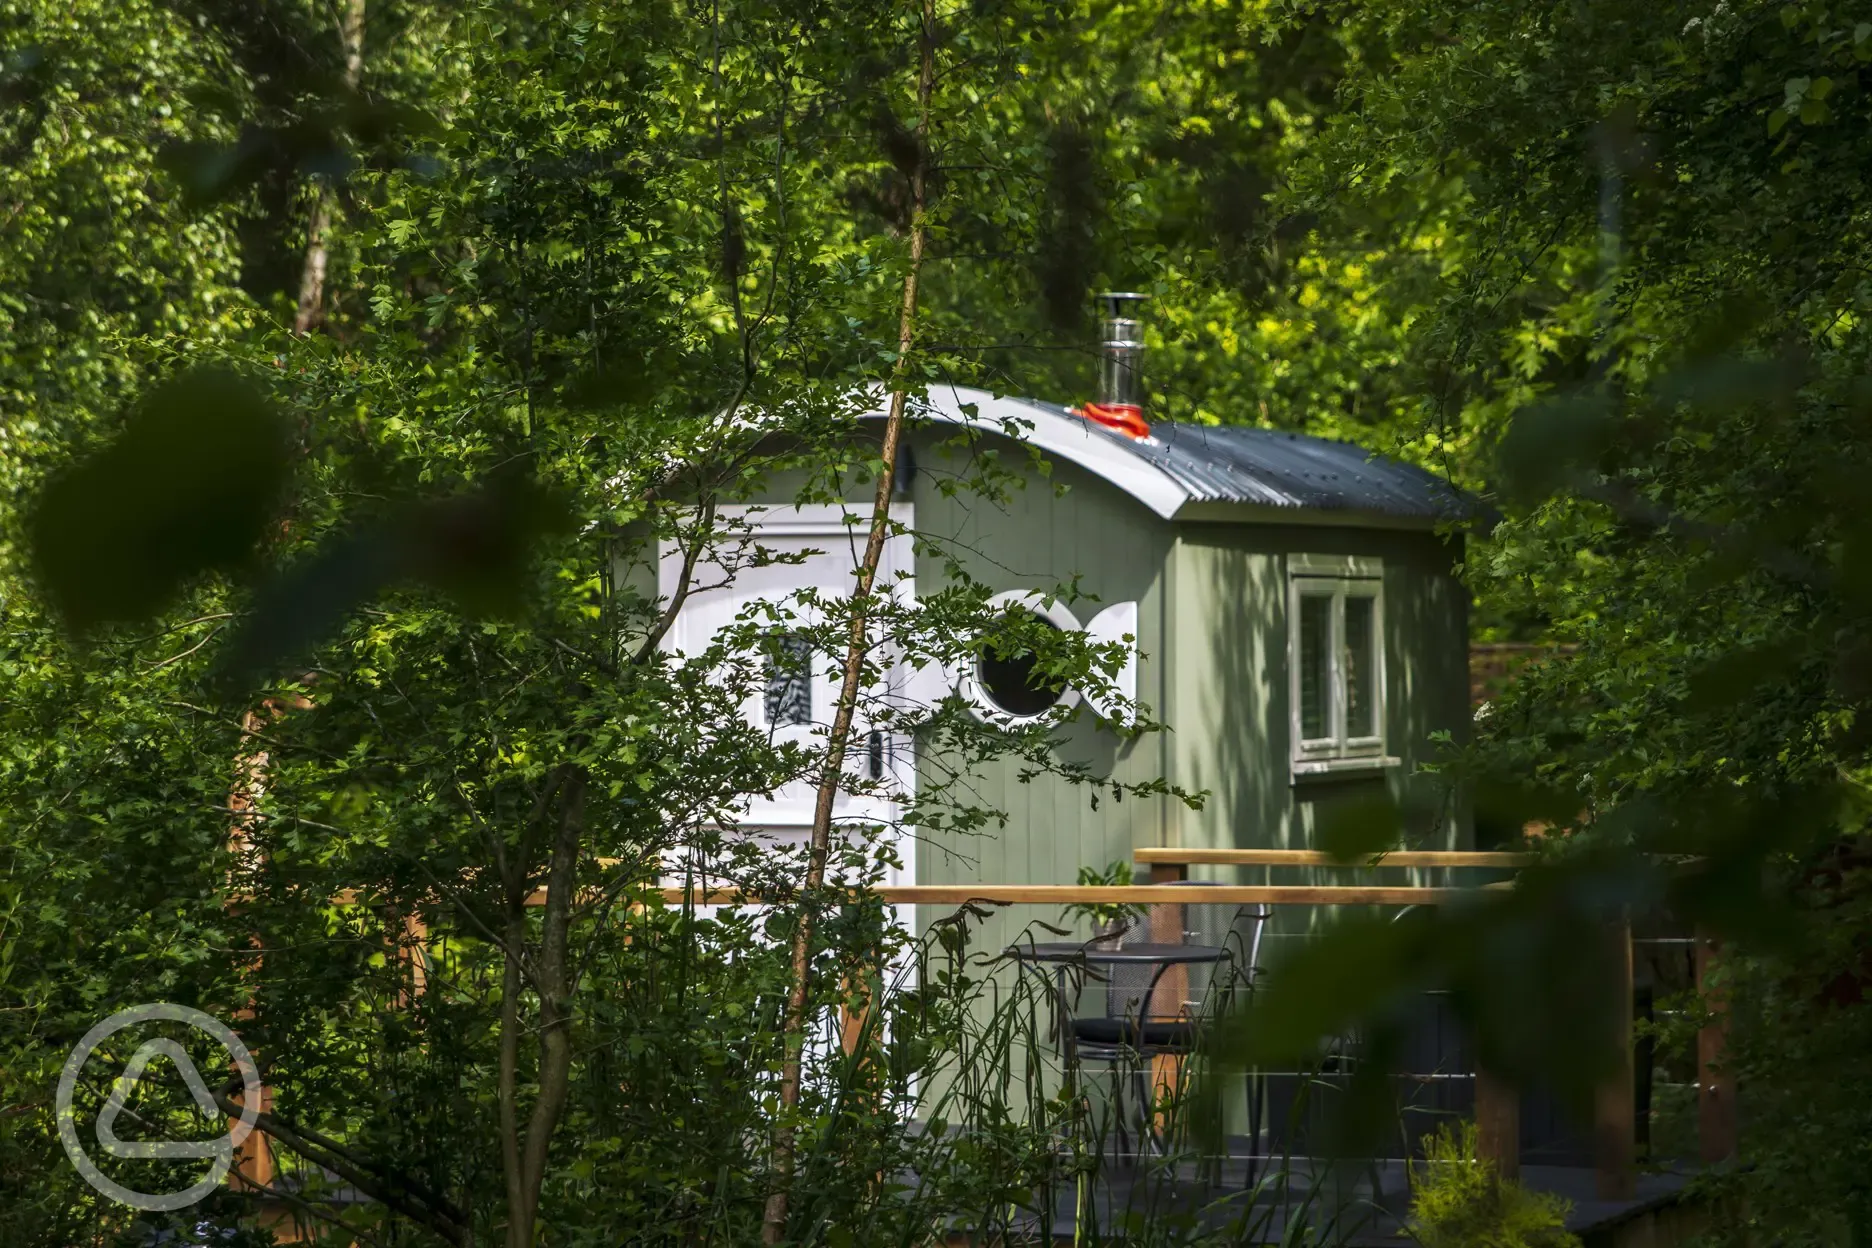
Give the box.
[1287,555,1392,777]
[958,590,1084,725]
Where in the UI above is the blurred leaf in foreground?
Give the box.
[158,94,442,206]
[1317,791,1403,862]
[1494,392,1616,504]
[213,472,574,691]
[28,369,291,633]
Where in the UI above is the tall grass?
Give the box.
[55,889,1380,1247]
[769,898,1373,1248]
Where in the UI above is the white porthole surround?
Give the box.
[958,590,1084,725]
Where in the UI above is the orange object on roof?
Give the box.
[1079,400,1150,440]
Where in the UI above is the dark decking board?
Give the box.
[1039,1150,1700,1245]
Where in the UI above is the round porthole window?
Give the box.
[978,612,1065,717]
[961,592,1083,723]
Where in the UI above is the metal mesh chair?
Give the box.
[1060,889,1272,1163]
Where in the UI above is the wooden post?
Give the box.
[231,1081,275,1189]
[839,974,870,1058]
[1146,860,1190,1121]
[1146,860,1189,1023]
[1594,911,1636,1201]
[1147,861,1188,886]
[392,911,429,1010]
[1474,1064,1521,1182]
[1695,928,1737,1164]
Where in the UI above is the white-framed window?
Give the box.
[956,591,1085,725]
[1288,555,1392,776]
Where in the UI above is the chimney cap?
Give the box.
[1098,291,1149,319]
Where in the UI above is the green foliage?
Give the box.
[1063,859,1149,935]
[0,0,257,524]
[1406,1123,1580,1248]
[1269,3,1872,1235]
[1697,857,1872,1246]
[11,0,1872,1242]
[0,2,1195,1243]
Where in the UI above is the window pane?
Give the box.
[1298,594,1332,741]
[1345,595,1376,738]
[764,632,813,727]
[978,611,1065,718]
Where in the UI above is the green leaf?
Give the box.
[1215,912,1429,1065]
[29,369,291,632]
[1318,791,1403,862]
[1683,641,1803,715]
[1494,393,1616,503]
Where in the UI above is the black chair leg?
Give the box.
[1243,1068,1263,1191]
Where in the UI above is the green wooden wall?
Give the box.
[905,432,1471,898]
[1161,522,1471,945]
[646,425,1474,952]
[905,428,1176,905]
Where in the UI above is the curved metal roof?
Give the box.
[1059,403,1474,520]
[888,385,1481,527]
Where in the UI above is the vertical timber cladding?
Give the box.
[905,426,1175,946]
[624,427,1473,926]
[1166,520,1473,942]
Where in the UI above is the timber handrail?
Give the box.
[1133,848,1539,868]
[361,881,1480,910]
[640,884,1470,906]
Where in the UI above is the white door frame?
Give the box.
[658,503,917,887]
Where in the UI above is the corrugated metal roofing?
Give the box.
[1017,399,1478,522]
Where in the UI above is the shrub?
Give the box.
[1406,1122,1581,1248]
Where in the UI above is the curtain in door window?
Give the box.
[764,632,813,727]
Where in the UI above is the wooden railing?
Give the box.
[1128,847,1735,1198]
[1133,848,1539,870]
[645,884,1470,905]
[560,846,1735,1199]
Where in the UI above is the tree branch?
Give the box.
[762,3,936,1241]
[211,1083,468,1244]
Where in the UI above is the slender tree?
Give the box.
[292,0,366,334]
[762,4,936,1241]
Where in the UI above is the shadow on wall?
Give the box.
[1185,525,1472,940]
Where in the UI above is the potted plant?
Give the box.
[1062,860,1150,950]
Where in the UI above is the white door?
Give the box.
[660,505,916,888]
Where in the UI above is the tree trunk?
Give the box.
[499,765,587,1248]
[760,5,936,1242]
[225,689,310,1191]
[498,912,527,1242]
[293,0,365,334]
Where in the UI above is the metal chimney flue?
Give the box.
[1085,291,1149,439]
